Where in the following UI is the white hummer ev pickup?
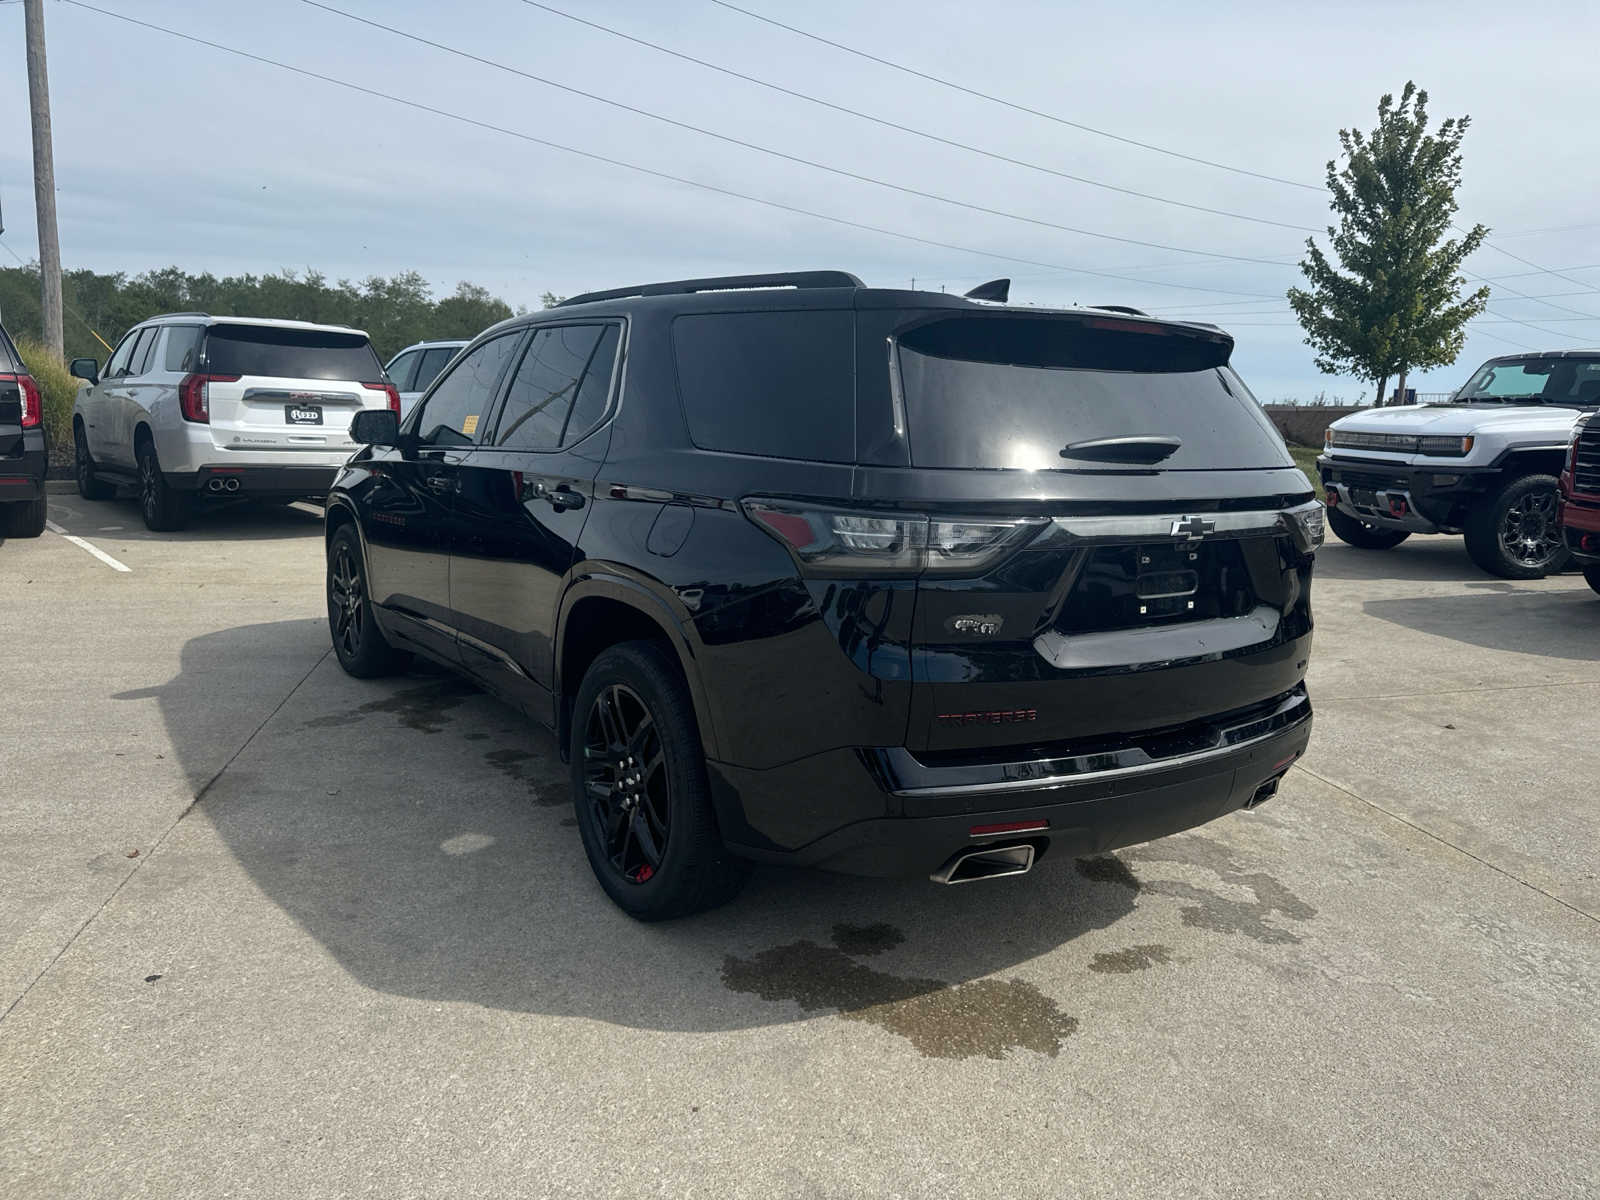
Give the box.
[1318,350,1599,578]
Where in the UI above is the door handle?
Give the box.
[544,484,585,511]
[425,474,454,494]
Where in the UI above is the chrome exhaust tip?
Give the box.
[224,477,241,493]
[1244,776,1281,809]
[930,843,1036,885]
[206,477,225,493]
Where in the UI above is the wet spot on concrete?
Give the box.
[483,746,569,806]
[302,679,476,734]
[722,928,1076,1059]
[1076,854,1142,892]
[1129,835,1317,945]
[1089,944,1175,974]
[831,922,904,957]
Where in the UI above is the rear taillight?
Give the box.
[177,373,239,423]
[1,374,43,428]
[364,381,401,414]
[743,499,1044,577]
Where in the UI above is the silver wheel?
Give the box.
[1498,485,1562,570]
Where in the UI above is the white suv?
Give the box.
[70,314,398,530]
[383,339,466,419]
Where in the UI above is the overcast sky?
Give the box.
[4,0,1598,400]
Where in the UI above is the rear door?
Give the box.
[865,312,1314,754]
[450,322,621,711]
[360,329,525,663]
[199,324,390,458]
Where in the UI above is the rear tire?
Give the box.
[569,640,748,921]
[326,525,410,678]
[1584,564,1600,597]
[136,439,190,532]
[74,424,115,501]
[1327,506,1411,550]
[2,494,46,538]
[1463,473,1569,579]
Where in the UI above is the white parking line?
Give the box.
[44,521,132,573]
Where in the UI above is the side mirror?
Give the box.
[69,358,99,385]
[350,408,400,447]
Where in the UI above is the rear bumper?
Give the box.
[714,686,1312,878]
[0,433,48,501]
[167,464,340,497]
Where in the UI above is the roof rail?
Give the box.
[557,270,864,308]
[1090,305,1150,317]
[157,311,211,320]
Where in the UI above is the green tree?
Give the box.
[1287,82,1489,406]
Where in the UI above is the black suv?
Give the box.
[325,272,1320,919]
[1,322,49,542]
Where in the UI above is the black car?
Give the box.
[0,322,49,541]
[324,271,1320,919]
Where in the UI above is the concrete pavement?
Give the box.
[1,497,1596,1198]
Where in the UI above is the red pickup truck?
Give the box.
[1560,414,1600,596]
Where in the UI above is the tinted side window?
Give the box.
[385,350,419,390]
[673,310,854,462]
[493,325,605,451]
[414,332,520,447]
[104,330,140,378]
[163,325,204,373]
[564,325,620,446]
[414,346,458,392]
[127,328,159,377]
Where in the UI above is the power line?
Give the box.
[58,0,1281,300]
[512,0,1320,234]
[299,0,1293,267]
[708,0,1324,192]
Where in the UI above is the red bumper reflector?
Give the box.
[1272,751,1301,772]
[969,819,1048,837]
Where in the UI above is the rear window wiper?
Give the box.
[1059,435,1182,464]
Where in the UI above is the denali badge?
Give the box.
[1171,515,1216,541]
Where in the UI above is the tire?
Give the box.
[569,640,748,921]
[1584,564,1600,597]
[2,493,46,538]
[1326,506,1411,550]
[1462,473,1570,580]
[326,525,410,678]
[136,439,190,532]
[74,424,115,501]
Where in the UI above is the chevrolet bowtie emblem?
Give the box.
[1171,516,1216,541]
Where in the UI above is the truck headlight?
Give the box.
[1418,435,1474,456]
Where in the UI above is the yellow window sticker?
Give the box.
[462,414,479,436]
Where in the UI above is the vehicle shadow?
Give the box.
[49,495,325,542]
[129,619,1315,1052]
[1363,585,1600,660]
[1311,537,1490,583]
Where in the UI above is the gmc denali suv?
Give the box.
[70,314,399,530]
[0,320,49,541]
[324,272,1321,919]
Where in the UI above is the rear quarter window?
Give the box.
[672,310,854,463]
[203,325,382,381]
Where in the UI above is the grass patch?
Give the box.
[1287,442,1322,482]
[14,336,78,468]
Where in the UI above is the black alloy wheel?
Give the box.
[568,640,747,920]
[1497,487,1562,571]
[582,683,671,885]
[136,440,189,532]
[1464,473,1570,579]
[325,525,409,677]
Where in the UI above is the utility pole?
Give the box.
[25,0,64,358]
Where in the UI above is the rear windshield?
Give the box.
[203,324,382,381]
[894,316,1290,471]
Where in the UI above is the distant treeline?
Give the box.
[0,264,532,362]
